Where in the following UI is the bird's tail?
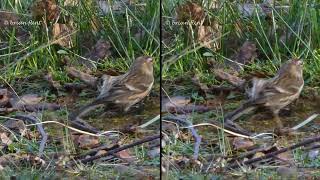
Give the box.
[69,101,104,121]
[224,101,256,122]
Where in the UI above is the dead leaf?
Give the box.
[0,11,20,27]
[213,69,246,88]
[197,24,221,50]
[228,41,257,72]
[162,96,191,112]
[3,119,27,136]
[66,66,98,88]
[44,72,62,91]
[0,89,11,107]
[31,0,60,22]
[0,133,12,146]
[192,74,209,95]
[232,137,255,151]
[10,94,43,110]
[176,2,205,23]
[52,23,74,48]
[96,150,107,156]
[77,134,100,149]
[80,39,111,69]
[116,149,136,163]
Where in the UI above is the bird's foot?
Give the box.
[274,127,294,136]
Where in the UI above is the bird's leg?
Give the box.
[224,101,256,122]
[273,111,293,136]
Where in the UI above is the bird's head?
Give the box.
[130,56,154,75]
[278,58,303,78]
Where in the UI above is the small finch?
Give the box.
[225,59,304,133]
[69,56,154,131]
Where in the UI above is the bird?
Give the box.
[224,58,304,134]
[69,56,154,132]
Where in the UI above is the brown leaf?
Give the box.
[80,39,111,69]
[10,94,43,110]
[228,41,257,72]
[0,11,20,27]
[52,23,74,48]
[3,119,27,136]
[0,133,12,146]
[44,72,62,91]
[191,74,209,95]
[232,137,255,151]
[66,66,98,88]
[116,149,136,163]
[31,0,60,22]
[0,89,11,107]
[77,134,100,149]
[213,69,246,88]
[176,2,205,23]
[162,96,191,112]
[197,24,221,50]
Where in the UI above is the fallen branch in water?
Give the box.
[162,115,202,160]
[227,135,320,169]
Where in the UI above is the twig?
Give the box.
[75,144,120,160]
[213,69,246,89]
[166,105,211,114]
[227,135,320,169]
[185,122,253,139]
[292,113,319,130]
[13,114,48,157]
[66,67,98,88]
[139,115,160,128]
[162,116,201,160]
[70,134,160,165]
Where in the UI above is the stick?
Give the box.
[227,135,320,169]
[71,134,160,165]
[75,144,120,160]
[14,114,48,157]
[66,67,98,88]
[162,116,201,160]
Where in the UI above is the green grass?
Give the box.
[162,0,320,88]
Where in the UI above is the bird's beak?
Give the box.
[146,57,153,63]
[297,60,303,65]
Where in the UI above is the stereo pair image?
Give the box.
[0,0,319,179]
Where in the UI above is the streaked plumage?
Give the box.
[225,59,304,132]
[69,56,154,122]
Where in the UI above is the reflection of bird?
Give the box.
[69,56,154,124]
[225,59,304,133]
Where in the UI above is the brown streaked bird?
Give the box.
[69,56,154,129]
[225,59,304,134]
